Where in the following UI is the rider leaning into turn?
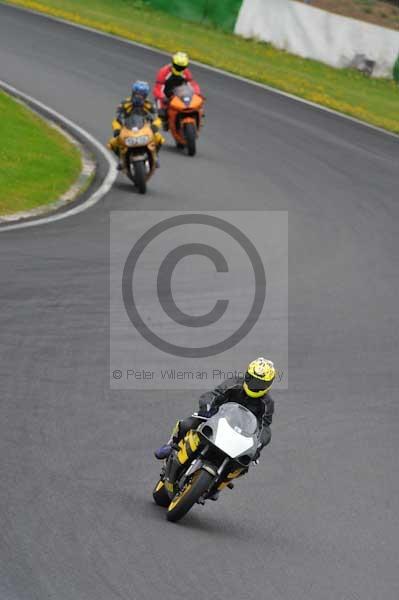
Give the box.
[153,51,201,128]
[155,357,276,461]
[108,80,165,169]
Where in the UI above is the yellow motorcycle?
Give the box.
[110,113,157,194]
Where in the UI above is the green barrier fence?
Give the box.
[147,0,243,32]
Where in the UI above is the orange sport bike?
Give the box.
[167,84,205,157]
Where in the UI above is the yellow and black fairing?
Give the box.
[216,466,247,491]
[109,98,165,152]
[164,430,203,497]
[164,427,248,501]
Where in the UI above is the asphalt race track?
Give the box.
[1,4,398,600]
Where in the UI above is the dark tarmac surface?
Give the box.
[0,5,398,599]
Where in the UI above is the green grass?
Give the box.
[0,91,81,216]
[3,0,399,133]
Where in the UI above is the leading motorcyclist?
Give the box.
[108,80,164,169]
[153,51,202,129]
[155,357,276,461]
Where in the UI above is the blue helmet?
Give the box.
[132,80,150,99]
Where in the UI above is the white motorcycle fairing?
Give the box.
[212,418,255,458]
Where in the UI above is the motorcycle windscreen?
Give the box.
[124,113,146,130]
[173,84,193,100]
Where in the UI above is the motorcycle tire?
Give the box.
[133,159,146,194]
[166,469,213,523]
[152,479,170,508]
[183,123,196,157]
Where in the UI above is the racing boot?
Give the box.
[209,490,220,501]
[155,421,181,460]
[154,444,172,460]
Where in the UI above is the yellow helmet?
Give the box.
[243,357,276,399]
[172,51,189,75]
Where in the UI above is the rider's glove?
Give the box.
[198,403,216,418]
[199,409,213,418]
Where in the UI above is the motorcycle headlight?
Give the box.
[125,135,150,147]
[137,135,150,144]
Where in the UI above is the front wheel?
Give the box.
[132,159,146,194]
[183,122,196,157]
[166,469,213,523]
[152,479,170,508]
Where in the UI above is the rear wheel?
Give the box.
[183,123,196,157]
[166,469,213,523]
[152,479,170,508]
[132,159,146,194]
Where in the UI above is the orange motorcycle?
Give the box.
[167,84,205,157]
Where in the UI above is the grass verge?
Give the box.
[0,90,81,216]
[3,0,399,134]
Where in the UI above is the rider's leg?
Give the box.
[156,98,169,131]
[176,416,203,441]
[154,416,202,459]
[151,128,165,168]
[107,134,123,170]
[259,426,271,450]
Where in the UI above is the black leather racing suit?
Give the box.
[174,376,274,453]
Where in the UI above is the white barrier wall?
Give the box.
[235,0,399,78]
